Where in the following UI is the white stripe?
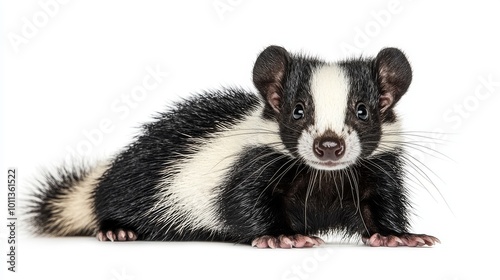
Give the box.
[310,65,350,135]
[370,120,403,156]
[156,103,286,234]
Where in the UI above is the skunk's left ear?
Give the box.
[374,48,412,113]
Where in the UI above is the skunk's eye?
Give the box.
[356,103,369,121]
[293,103,305,120]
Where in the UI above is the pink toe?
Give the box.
[117,230,127,241]
[96,232,106,242]
[127,231,137,241]
[105,231,115,242]
[279,236,293,248]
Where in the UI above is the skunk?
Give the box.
[28,46,439,248]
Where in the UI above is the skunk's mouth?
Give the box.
[306,160,354,171]
[296,127,362,171]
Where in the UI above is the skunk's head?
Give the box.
[253,46,412,171]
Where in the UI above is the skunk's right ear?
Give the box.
[253,45,289,113]
[374,47,412,114]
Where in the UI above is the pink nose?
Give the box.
[313,137,345,161]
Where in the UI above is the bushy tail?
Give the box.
[27,162,109,236]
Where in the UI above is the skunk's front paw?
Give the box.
[362,233,440,247]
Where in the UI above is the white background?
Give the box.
[1,1,499,279]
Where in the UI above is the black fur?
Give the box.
[218,148,408,244]
[94,89,261,241]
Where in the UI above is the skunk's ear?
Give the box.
[374,48,412,113]
[253,45,289,113]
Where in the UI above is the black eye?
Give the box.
[293,103,305,120]
[356,103,369,121]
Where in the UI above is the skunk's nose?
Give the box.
[313,137,345,161]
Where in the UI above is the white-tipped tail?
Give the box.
[27,162,109,236]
